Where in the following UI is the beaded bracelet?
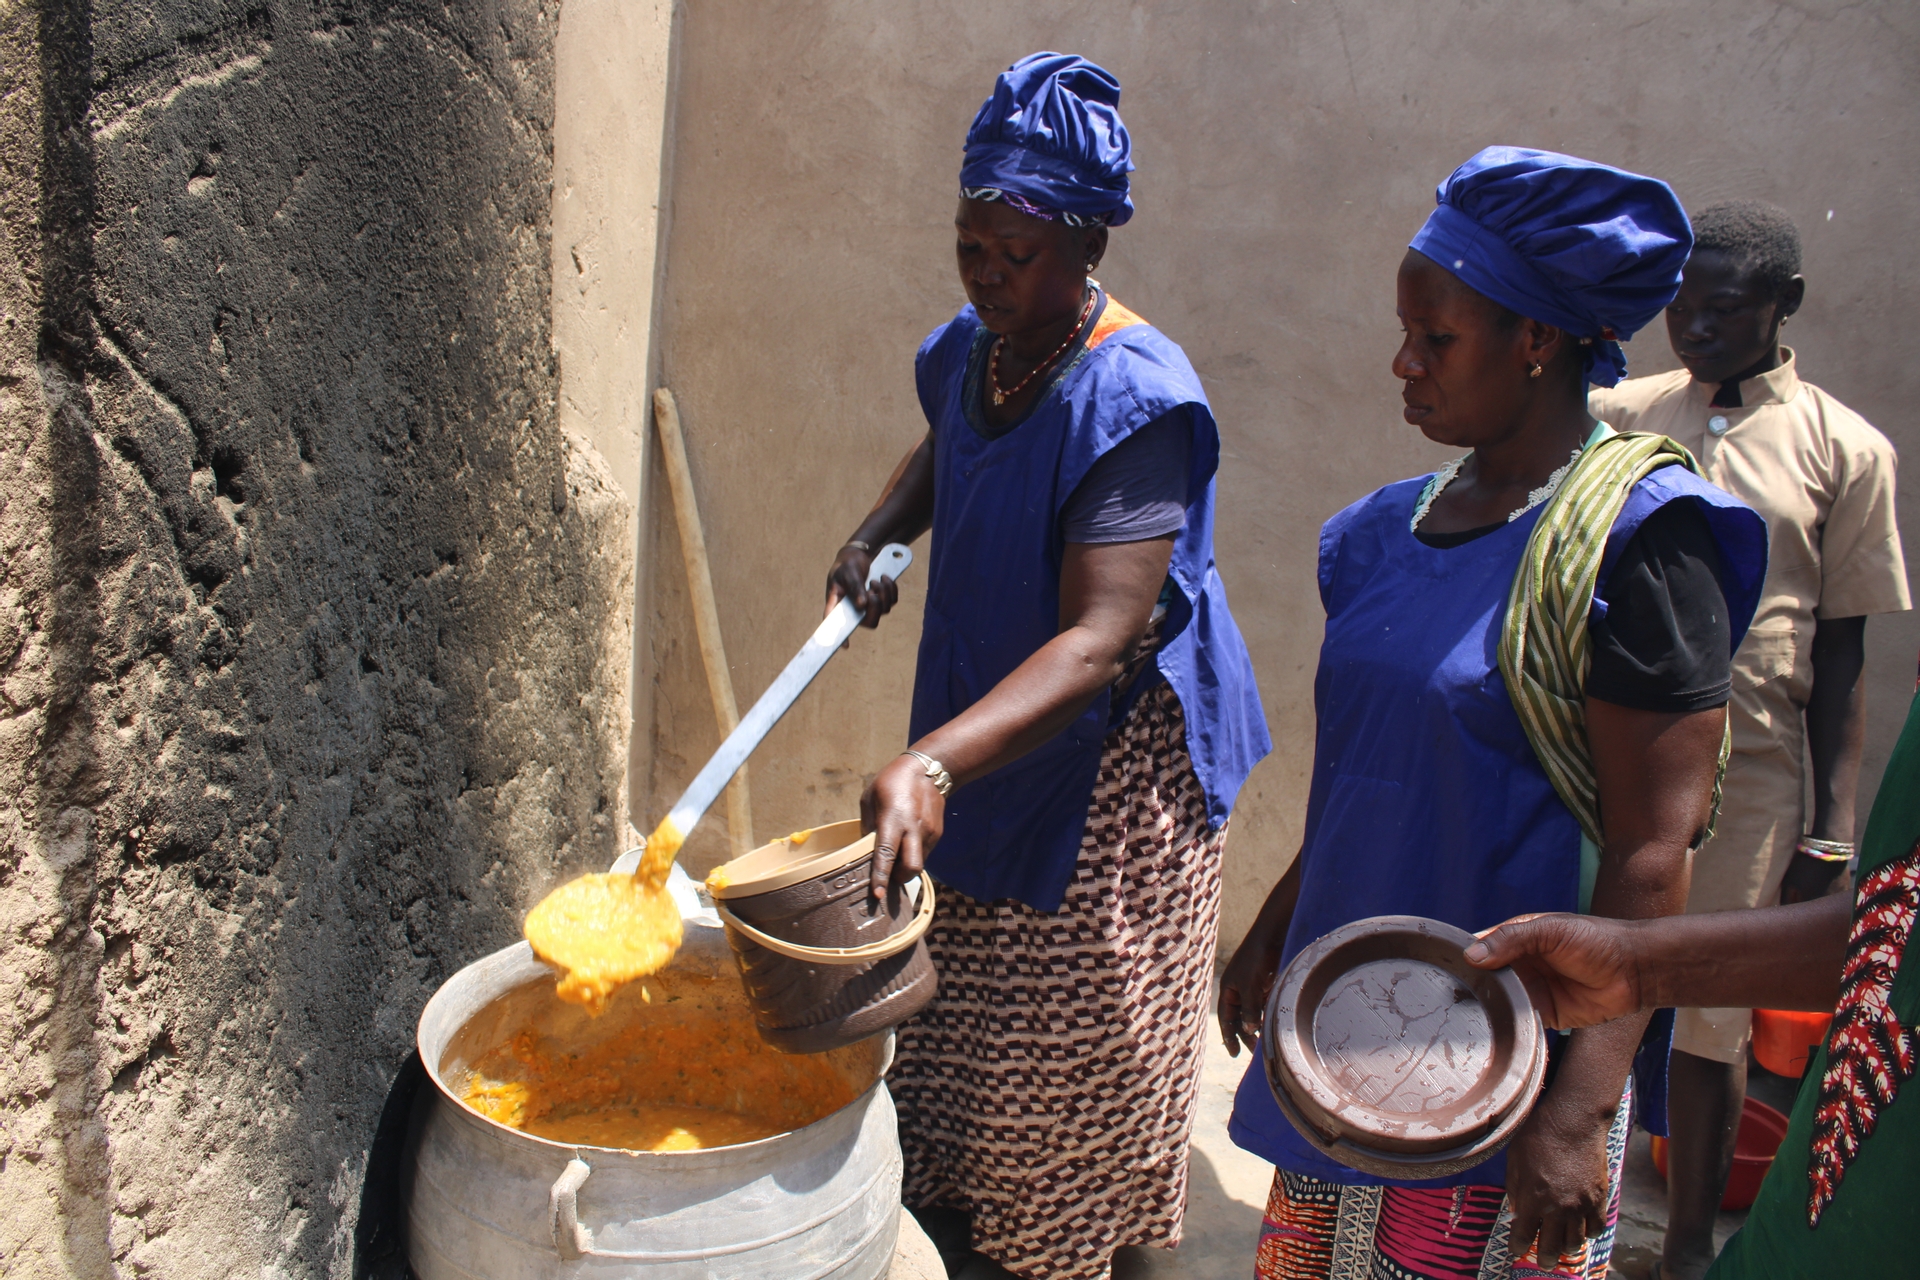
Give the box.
[1796,836,1855,864]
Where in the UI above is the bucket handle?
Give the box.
[550,1157,595,1260]
[714,871,935,964]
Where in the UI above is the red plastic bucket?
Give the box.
[1650,1096,1790,1211]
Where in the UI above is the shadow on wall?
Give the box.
[353,1051,427,1280]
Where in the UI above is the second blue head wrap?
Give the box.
[960,52,1135,227]
[1410,147,1693,386]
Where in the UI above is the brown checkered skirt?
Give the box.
[889,682,1229,1279]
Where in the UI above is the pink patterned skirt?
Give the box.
[1254,1086,1632,1280]
[889,683,1228,1279]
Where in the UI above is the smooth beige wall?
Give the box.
[643,0,1920,952]
[553,0,677,837]
[554,0,674,509]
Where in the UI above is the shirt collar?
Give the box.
[1693,347,1801,408]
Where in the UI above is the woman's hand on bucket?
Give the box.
[862,754,946,900]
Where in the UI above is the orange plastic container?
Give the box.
[1650,1096,1790,1211]
[1752,1007,1832,1079]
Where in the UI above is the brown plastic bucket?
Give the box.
[709,820,938,1055]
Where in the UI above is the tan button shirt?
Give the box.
[1595,354,1909,1061]
[1591,350,1910,711]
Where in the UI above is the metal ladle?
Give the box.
[612,543,914,877]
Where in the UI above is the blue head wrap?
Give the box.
[960,52,1134,227]
[1409,147,1692,386]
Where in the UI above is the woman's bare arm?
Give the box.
[1466,898,1850,1026]
[827,434,938,626]
[1503,698,1725,1261]
[1217,855,1304,1056]
[861,535,1174,895]
[912,536,1172,776]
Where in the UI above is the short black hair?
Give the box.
[1690,201,1802,297]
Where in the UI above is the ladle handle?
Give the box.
[653,543,914,857]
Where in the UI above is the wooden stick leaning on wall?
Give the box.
[652,387,754,860]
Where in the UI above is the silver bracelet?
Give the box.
[843,540,872,554]
[1796,836,1855,864]
[904,750,954,797]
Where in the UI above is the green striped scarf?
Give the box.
[1498,428,1729,849]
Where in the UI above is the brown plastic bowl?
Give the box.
[709,823,936,1055]
[1263,915,1547,1179]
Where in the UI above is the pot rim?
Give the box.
[416,934,895,1163]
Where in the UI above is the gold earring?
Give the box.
[1529,362,1544,379]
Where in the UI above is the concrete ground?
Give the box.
[1110,1035,1275,1278]
[1608,1128,1747,1280]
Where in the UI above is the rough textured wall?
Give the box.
[646,1,1920,935]
[0,1,632,1274]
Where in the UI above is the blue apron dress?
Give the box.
[907,295,1271,911]
[1228,463,1767,1187]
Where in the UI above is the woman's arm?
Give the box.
[1464,897,1850,1027]
[1503,698,1724,1262]
[861,534,1174,895]
[1217,855,1304,1056]
[826,434,938,627]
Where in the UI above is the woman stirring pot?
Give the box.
[826,53,1270,1279]
[1218,150,1771,1280]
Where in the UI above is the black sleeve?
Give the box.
[1584,499,1733,714]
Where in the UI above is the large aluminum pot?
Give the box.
[405,896,902,1279]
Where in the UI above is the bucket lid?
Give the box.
[1263,915,1545,1175]
[708,820,874,900]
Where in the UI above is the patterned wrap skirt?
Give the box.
[889,682,1228,1279]
[1254,1081,1633,1280]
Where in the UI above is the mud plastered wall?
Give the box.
[0,1,632,1274]
[644,1,1920,943]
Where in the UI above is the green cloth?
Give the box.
[1710,687,1920,1278]
[1498,427,1730,849]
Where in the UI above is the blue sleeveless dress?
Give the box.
[1228,462,1767,1188]
[908,294,1270,911]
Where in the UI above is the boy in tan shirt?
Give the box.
[1591,200,1909,1279]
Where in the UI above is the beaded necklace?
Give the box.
[1409,446,1584,533]
[988,287,1098,407]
